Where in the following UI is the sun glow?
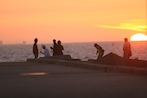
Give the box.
[130,33,147,41]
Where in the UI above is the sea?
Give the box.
[0,41,147,62]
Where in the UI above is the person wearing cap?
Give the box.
[40,45,50,57]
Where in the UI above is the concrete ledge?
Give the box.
[27,58,147,76]
[39,55,73,60]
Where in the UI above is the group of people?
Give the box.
[94,37,132,60]
[33,38,64,59]
[33,37,132,60]
[50,39,64,56]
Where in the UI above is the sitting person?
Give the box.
[40,45,50,57]
[94,43,104,60]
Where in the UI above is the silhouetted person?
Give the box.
[94,43,104,60]
[123,38,132,59]
[33,38,38,59]
[57,40,64,55]
[40,45,50,57]
[50,39,58,56]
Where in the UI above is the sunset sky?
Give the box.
[0,0,146,44]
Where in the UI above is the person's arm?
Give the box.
[123,43,125,50]
[50,47,53,50]
[40,51,44,54]
[61,46,64,50]
[96,50,98,55]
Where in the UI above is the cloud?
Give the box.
[99,19,147,32]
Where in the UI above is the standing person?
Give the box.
[33,38,38,59]
[50,39,58,56]
[123,38,132,59]
[40,45,50,57]
[57,40,64,55]
[94,43,104,60]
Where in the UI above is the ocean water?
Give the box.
[0,41,147,62]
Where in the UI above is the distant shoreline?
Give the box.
[0,41,124,45]
[1,40,147,45]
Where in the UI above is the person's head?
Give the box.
[42,45,46,49]
[34,38,38,43]
[94,43,101,49]
[94,43,98,47]
[53,39,56,44]
[58,40,61,45]
[124,38,128,42]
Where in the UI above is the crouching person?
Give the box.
[40,45,50,57]
[94,43,104,60]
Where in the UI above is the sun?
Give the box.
[130,33,147,41]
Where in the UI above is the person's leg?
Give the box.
[35,54,38,59]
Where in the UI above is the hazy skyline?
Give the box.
[0,0,146,44]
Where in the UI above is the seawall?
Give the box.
[27,55,147,76]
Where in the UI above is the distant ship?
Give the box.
[22,41,26,44]
[0,41,3,45]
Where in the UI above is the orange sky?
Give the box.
[0,0,146,44]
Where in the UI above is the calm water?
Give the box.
[0,41,147,62]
